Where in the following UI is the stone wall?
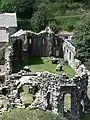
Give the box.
[63,40,76,69]
[8,27,17,36]
[0,43,7,65]
[63,40,83,74]
[2,71,87,120]
[10,27,64,58]
[63,40,90,77]
[26,27,55,57]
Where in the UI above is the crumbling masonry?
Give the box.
[0,27,88,120]
[0,67,88,120]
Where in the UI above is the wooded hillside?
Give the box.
[0,0,90,32]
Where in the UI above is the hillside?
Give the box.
[0,0,90,32]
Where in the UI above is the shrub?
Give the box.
[84,59,90,71]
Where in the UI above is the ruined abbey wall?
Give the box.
[5,71,88,120]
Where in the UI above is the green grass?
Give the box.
[0,109,66,120]
[56,16,81,31]
[28,57,75,78]
[64,94,71,111]
[20,85,33,105]
[12,57,75,78]
[87,86,90,99]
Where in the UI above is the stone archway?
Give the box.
[16,76,40,108]
[58,85,78,119]
[19,84,33,107]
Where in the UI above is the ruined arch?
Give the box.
[15,80,40,108]
[16,77,40,103]
[58,85,78,118]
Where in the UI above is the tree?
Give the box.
[0,0,14,12]
[33,0,51,11]
[72,13,90,63]
[0,0,34,18]
[49,21,58,33]
[31,3,56,32]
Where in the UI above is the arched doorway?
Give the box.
[58,86,78,118]
[17,80,39,108]
[19,85,33,107]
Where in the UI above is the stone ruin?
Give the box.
[0,66,88,120]
[0,44,88,120]
[0,27,88,120]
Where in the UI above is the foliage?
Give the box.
[0,0,13,12]
[33,0,51,11]
[18,19,31,30]
[72,12,90,62]
[30,3,57,32]
[84,59,90,71]
[56,16,80,31]
[0,0,89,32]
[0,0,34,18]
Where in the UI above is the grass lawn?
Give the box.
[20,85,33,105]
[64,94,71,112]
[0,109,67,120]
[28,57,75,78]
[12,57,75,78]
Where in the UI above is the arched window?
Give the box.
[55,39,57,45]
[64,47,66,54]
[69,52,71,60]
[43,39,44,45]
[29,38,32,44]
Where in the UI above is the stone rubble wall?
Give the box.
[0,70,87,120]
